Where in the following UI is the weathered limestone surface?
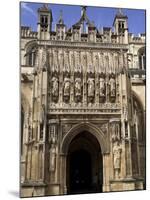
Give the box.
[20,4,146,197]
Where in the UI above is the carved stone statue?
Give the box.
[64,78,70,96]
[99,77,105,96]
[75,78,82,96]
[52,77,59,97]
[109,77,116,97]
[49,143,56,172]
[113,141,122,179]
[87,78,95,97]
[127,54,133,69]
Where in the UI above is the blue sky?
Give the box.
[20,2,146,35]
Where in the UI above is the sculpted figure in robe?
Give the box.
[75,78,82,96]
[109,77,116,96]
[52,77,59,97]
[64,78,70,96]
[49,143,56,172]
[87,78,95,97]
[113,141,122,179]
[99,77,106,96]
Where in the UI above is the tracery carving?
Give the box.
[62,124,73,136]
[111,121,121,142]
[52,50,59,72]
[100,123,108,135]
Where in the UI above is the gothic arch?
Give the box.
[132,90,144,112]
[24,40,37,52]
[137,46,146,69]
[24,40,38,66]
[61,122,108,155]
[138,46,145,55]
[132,91,145,142]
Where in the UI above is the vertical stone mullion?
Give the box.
[103,154,110,192]
[95,73,99,105]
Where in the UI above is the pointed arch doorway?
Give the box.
[66,131,103,194]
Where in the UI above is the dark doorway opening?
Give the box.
[69,149,92,193]
[67,131,103,194]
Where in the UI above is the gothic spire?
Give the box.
[81,6,87,18]
[38,3,50,12]
[58,10,64,24]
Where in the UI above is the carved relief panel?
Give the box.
[46,48,122,111]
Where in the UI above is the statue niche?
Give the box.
[49,143,56,172]
[99,77,105,96]
[49,125,57,172]
[113,140,122,180]
[52,77,59,96]
[99,75,106,103]
[63,77,70,102]
[75,77,82,102]
[87,77,95,94]
[51,76,59,102]
[109,75,116,101]
[87,78,95,103]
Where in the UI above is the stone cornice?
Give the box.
[48,108,121,115]
[37,40,129,51]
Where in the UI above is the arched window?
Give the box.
[132,94,144,142]
[25,45,37,66]
[40,15,48,31]
[138,47,146,70]
[28,46,36,66]
[131,93,145,177]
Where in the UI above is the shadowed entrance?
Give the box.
[69,149,92,193]
[66,131,103,194]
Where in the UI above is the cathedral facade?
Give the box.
[20,4,146,197]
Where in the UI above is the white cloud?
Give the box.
[21,2,36,17]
